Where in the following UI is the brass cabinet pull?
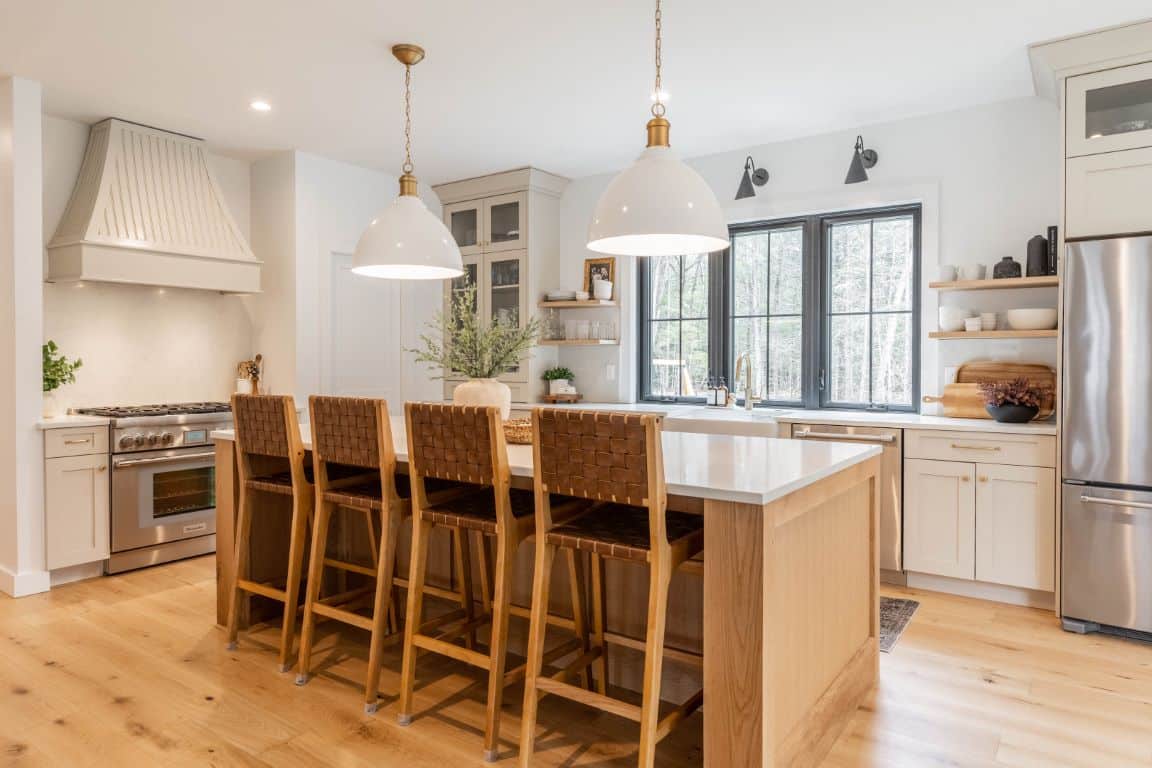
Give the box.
[64,438,92,445]
[960,475,971,482]
[950,443,1001,451]
[979,475,989,482]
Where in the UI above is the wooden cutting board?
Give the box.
[922,383,991,419]
[923,361,1056,420]
[956,361,1055,419]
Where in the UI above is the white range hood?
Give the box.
[47,118,260,293]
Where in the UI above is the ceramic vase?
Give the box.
[453,378,512,420]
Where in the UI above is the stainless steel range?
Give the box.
[73,402,232,573]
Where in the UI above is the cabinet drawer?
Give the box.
[1066,147,1152,238]
[905,430,1055,468]
[45,426,109,458]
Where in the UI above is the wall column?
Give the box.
[0,76,47,596]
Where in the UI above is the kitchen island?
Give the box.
[213,424,882,767]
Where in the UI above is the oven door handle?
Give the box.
[113,451,216,468]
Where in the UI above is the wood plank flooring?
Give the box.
[1,556,1150,767]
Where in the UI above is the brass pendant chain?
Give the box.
[402,63,414,175]
[651,0,665,118]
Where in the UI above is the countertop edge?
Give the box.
[38,415,111,429]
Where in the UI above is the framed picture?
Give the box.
[583,256,616,295]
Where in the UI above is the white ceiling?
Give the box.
[1,1,1148,184]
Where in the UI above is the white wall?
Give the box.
[557,97,1060,404]
[251,150,442,411]
[0,77,47,596]
[41,115,256,410]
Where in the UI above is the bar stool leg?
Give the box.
[565,549,592,690]
[397,512,433,726]
[636,562,673,768]
[364,506,402,713]
[295,499,335,685]
[225,486,254,650]
[517,536,557,768]
[454,528,476,649]
[589,553,609,696]
[482,532,517,762]
[475,530,494,616]
[278,494,312,673]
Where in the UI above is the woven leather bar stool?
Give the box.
[519,409,704,768]
[295,396,475,713]
[225,393,314,672]
[398,403,592,763]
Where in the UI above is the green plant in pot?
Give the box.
[978,377,1047,423]
[542,366,575,396]
[410,284,539,419]
[42,340,82,419]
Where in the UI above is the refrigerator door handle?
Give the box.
[1080,494,1152,512]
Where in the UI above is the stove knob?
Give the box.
[132,434,146,447]
[147,433,161,446]
[160,432,175,445]
[119,435,134,448]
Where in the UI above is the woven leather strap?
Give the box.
[232,394,291,458]
[406,403,497,485]
[535,409,652,506]
[310,396,382,469]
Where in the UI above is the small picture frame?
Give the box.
[583,256,616,294]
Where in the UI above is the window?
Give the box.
[638,205,920,411]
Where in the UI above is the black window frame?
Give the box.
[637,204,921,411]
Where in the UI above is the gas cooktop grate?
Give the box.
[74,402,232,418]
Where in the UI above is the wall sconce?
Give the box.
[735,156,770,200]
[844,135,878,184]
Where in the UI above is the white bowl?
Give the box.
[1005,308,1058,331]
[574,291,590,301]
[938,306,973,333]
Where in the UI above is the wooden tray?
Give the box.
[923,361,1056,420]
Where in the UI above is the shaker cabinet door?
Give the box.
[975,464,1055,591]
[904,459,976,580]
[1066,147,1152,239]
[45,454,110,569]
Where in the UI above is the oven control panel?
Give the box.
[113,421,232,453]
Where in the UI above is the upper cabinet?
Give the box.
[444,191,528,256]
[1066,62,1152,158]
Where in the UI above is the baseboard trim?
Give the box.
[0,565,51,597]
[49,562,104,588]
[906,572,1054,610]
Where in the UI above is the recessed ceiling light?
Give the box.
[249,100,272,113]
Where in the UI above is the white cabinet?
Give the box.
[435,168,567,401]
[1066,62,1152,158]
[1065,147,1152,238]
[904,430,1056,592]
[975,464,1056,592]
[905,459,976,580]
[45,452,110,569]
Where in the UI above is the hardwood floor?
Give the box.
[1,556,1150,767]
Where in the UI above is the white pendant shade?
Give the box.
[352,195,463,280]
[587,145,729,256]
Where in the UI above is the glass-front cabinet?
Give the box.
[443,192,526,256]
[1067,61,1152,157]
[443,251,528,383]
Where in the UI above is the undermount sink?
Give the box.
[664,406,783,437]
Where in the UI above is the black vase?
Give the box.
[1026,236,1048,277]
[993,256,1022,279]
[986,404,1039,423]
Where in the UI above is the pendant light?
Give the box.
[352,44,463,280]
[587,0,729,257]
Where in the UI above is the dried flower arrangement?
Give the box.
[977,377,1047,408]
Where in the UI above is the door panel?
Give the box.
[46,454,110,569]
[1063,237,1152,485]
[904,459,975,580]
[483,192,527,252]
[444,200,483,255]
[1066,62,1152,158]
[975,464,1055,591]
[1065,150,1152,238]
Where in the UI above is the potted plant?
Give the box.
[42,340,82,419]
[978,377,1047,423]
[542,366,575,396]
[410,285,539,419]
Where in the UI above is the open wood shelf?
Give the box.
[929,276,1059,291]
[929,330,1058,340]
[538,339,619,346]
[537,300,618,308]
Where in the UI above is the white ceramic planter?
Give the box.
[453,378,512,420]
[42,391,60,419]
[548,379,570,396]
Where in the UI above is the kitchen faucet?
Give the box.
[733,351,760,411]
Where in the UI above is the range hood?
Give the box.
[47,119,260,293]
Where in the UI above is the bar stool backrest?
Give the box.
[310,395,399,499]
[231,393,307,487]
[405,403,504,485]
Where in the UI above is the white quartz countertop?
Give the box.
[532,402,1058,436]
[37,414,111,429]
[212,425,880,507]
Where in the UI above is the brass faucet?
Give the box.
[733,351,759,411]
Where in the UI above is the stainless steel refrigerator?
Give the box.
[1062,235,1152,636]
